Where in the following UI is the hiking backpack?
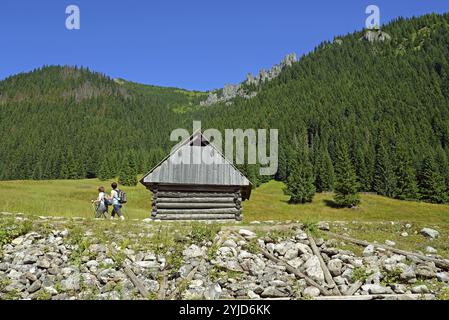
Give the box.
[116,189,127,204]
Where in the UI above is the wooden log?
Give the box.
[157,197,235,203]
[124,265,150,298]
[259,247,333,296]
[157,271,168,300]
[157,208,239,215]
[157,202,236,209]
[157,214,236,220]
[326,232,449,270]
[308,235,341,296]
[313,294,435,300]
[345,281,362,296]
[157,191,236,198]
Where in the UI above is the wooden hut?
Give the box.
[140,130,252,220]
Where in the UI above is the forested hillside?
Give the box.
[1,13,449,204]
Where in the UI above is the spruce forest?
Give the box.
[1,13,449,205]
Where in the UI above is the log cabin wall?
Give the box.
[150,184,242,220]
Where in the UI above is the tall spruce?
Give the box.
[284,135,315,204]
[118,152,138,186]
[418,154,447,203]
[315,144,334,192]
[333,143,360,207]
[394,143,419,200]
[374,140,397,197]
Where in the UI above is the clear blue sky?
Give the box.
[0,0,448,91]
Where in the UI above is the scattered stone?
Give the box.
[401,232,408,237]
[303,286,320,297]
[27,280,42,293]
[304,256,325,283]
[420,228,439,239]
[327,259,343,277]
[239,229,256,239]
[260,286,288,298]
[425,246,437,254]
[385,240,396,247]
[412,285,429,294]
[204,283,222,300]
[363,245,375,257]
[317,222,330,231]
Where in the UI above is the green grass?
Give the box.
[1,178,449,225]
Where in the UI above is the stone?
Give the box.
[390,284,407,294]
[287,257,303,269]
[400,266,416,281]
[401,232,408,237]
[385,240,396,246]
[222,239,238,248]
[86,260,99,268]
[317,222,330,231]
[27,280,42,293]
[61,274,80,291]
[361,284,391,294]
[260,286,288,298]
[23,255,38,264]
[135,261,159,269]
[363,245,375,257]
[420,228,439,239]
[304,256,325,283]
[89,244,107,254]
[239,229,256,238]
[183,244,204,259]
[425,246,437,254]
[25,272,38,282]
[11,236,25,246]
[411,285,429,294]
[36,258,50,269]
[247,290,260,299]
[327,259,343,276]
[296,243,312,255]
[303,286,320,297]
[436,272,449,282]
[416,264,437,278]
[284,248,299,260]
[204,283,222,300]
[144,279,160,292]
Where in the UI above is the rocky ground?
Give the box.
[0,212,448,300]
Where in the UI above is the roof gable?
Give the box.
[140,130,252,187]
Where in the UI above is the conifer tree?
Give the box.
[394,143,419,200]
[60,150,80,179]
[333,143,360,207]
[315,145,334,192]
[118,152,138,186]
[284,135,315,204]
[374,141,397,197]
[97,155,112,181]
[418,154,447,203]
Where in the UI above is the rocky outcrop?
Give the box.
[361,29,391,43]
[200,53,297,106]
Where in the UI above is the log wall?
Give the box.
[150,185,242,220]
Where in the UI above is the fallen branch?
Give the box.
[326,232,449,270]
[259,247,333,296]
[314,293,435,300]
[308,235,341,296]
[344,280,363,296]
[124,265,150,299]
[157,271,168,300]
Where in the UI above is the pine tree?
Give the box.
[60,149,80,179]
[374,141,397,197]
[418,154,447,203]
[284,135,315,204]
[333,143,360,207]
[97,154,112,181]
[394,143,419,200]
[118,151,138,186]
[315,145,334,192]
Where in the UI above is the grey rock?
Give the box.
[27,280,41,293]
[420,228,439,239]
[239,229,256,239]
[222,239,238,248]
[204,283,222,300]
[183,244,204,259]
[287,257,303,269]
[411,285,429,294]
[361,284,391,294]
[363,245,375,257]
[260,286,288,298]
[425,246,437,254]
[303,286,320,297]
[317,222,330,231]
[436,272,449,282]
[390,283,407,294]
[385,240,396,246]
[61,274,80,291]
[36,258,50,269]
[247,290,260,299]
[304,256,325,283]
[284,248,299,260]
[327,259,343,276]
[401,232,409,237]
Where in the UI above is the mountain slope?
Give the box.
[1,13,449,205]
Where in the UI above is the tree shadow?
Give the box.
[323,199,340,208]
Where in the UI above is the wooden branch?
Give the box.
[259,247,333,296]
[124,265,150,299]
[157,271,168,300]
[345,280,363,296]
[308,235,341,296]
[326,232,449,270]
[313,294,435,300]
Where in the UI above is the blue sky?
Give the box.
[0,1,448,91]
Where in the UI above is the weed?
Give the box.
[352,267,373,283]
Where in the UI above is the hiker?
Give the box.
[92,186,108,217]
[110,182,125,220]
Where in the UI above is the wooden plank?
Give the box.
[308,235,341,296]
[157,208,239,215]
[326,232,449,270]
[345,281,363,296]
[157,202,236,209]
[124,265,150,298]
[157,197,235,203]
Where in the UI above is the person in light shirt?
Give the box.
[110,182,125,220]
